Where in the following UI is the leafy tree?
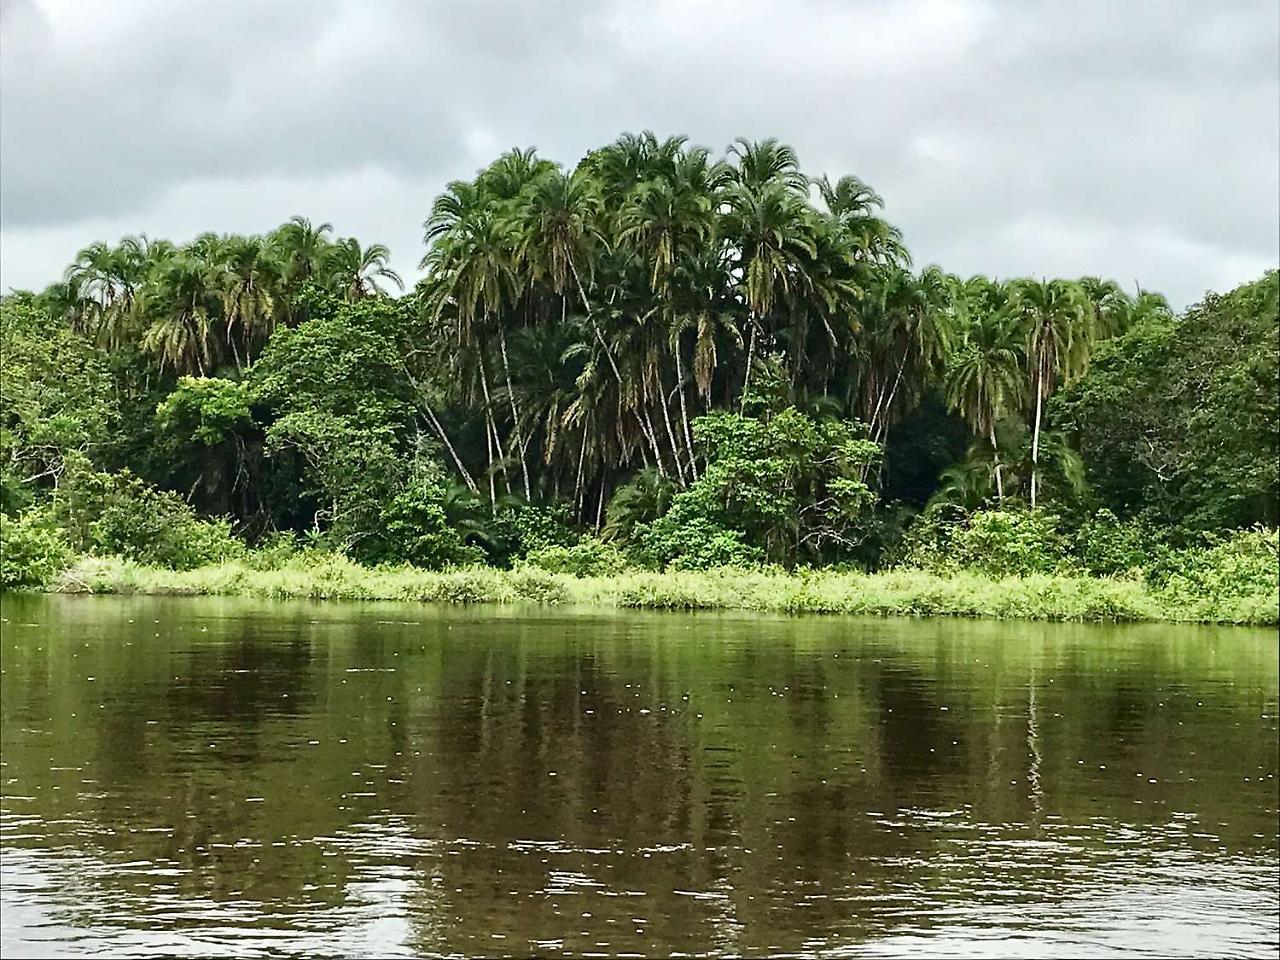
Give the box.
[634,408,880,568]
[0,294,115,509]
[1005,278,1095,507]
[1056,271,1279,529]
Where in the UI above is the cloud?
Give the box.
[1,0,1276,308]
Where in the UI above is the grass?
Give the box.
[42,554,1277,625]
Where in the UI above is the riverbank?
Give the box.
[38,555,1277,625]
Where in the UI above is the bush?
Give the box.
[953,510,1071,577]
[53,464,245,571]
[632,515,765,571]
[477,502,578,567]
[0,510,72,589]
[1156,527,1279,608]
[376,471,485,569]
[242,530,304,570]
[1071,509,1161,577]
[895,507,1071,577]
[523,538,627,578]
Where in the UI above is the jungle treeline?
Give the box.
[2,132,1276,587]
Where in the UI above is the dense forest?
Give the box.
[2,133,1277,608]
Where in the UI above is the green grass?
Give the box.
[42,554,1277,625]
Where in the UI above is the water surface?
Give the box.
[2,594,1277,957]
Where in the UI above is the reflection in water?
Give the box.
[1,594,1277,958]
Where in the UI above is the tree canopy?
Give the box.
[3,132,1276,574]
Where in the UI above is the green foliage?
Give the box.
[634,408,880,569]
[0,294,115,505]
[0,510,72,589]
[155,377,254,446]
[48,552,1276,625]
[1057,271,1279,528]
[50,463,243,570]
[634,514,765,571]
[1071,509,1161,577]
[1,134,1274,619]
[602,469,676,543]
[523,538,627,577]
[152,376,261,517]
[898,507,1071,577]
[374,459,484,569]
[475,502,579,567]
[1153,527,1278,607]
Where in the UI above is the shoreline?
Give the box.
[22,555,1276,626]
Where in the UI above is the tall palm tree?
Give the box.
[725,137,809,194]
[721,179,816,410]
[325,238,403,302]
[1005,277,1094,508]
[945,296,1023,501]
[814,174,909,267]
[422,210,520,501]
[858,266,955,448]
[1077,276,1131,340]
[140,255,220,375]
[617,147,718,477]
[273,216,334,292]
[214,234,281,369]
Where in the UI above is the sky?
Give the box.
[1,0,1276,309]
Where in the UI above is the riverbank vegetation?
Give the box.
[2,132,1276,623]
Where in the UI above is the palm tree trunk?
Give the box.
[656,380,686,487]
[423,403,478,494]
[571,259,626,390]
[673,346,698,480]
[641,408,667,477]
[498,327,531,499]
[573,425,588,519]
[871,349,909,446]
[1031,354,1044,510]
[477,353,510,493]
[484,417,496,508]
[990,425,1004,502]
[740,317,757,415]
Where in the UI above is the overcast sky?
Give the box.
[1,0,1276,309]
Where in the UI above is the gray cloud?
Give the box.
[1,0,1275,307]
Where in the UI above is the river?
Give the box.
[1,594,1276,957]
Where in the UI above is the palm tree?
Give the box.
[725,137,809,194]
[945,293,1023,501]
[1078,276,1131,339]
[1005,278,1094,508]
[422,210,520,502]
[213,234,281,369]
[859,266,955,448]
[814,174,909,267]
[325,238,403,302]
[617,147,718,477]
[273,216,334,292]
[721,180,816,411]
[140,255,220,375]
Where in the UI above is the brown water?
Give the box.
[1,594,1277,958]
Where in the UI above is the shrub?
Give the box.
[895,507,1070,577]
[508,567,571,604]
[952,510,1071,577]
[523,538,627,578]
[477,502,578,567]
[1156,527,1279,607]
[1071,509,1159,577]
[47,464,245,571]
[0,510,72,589]
[242,530,304,570]
[632,515,765,571]
[376,471,485,569]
